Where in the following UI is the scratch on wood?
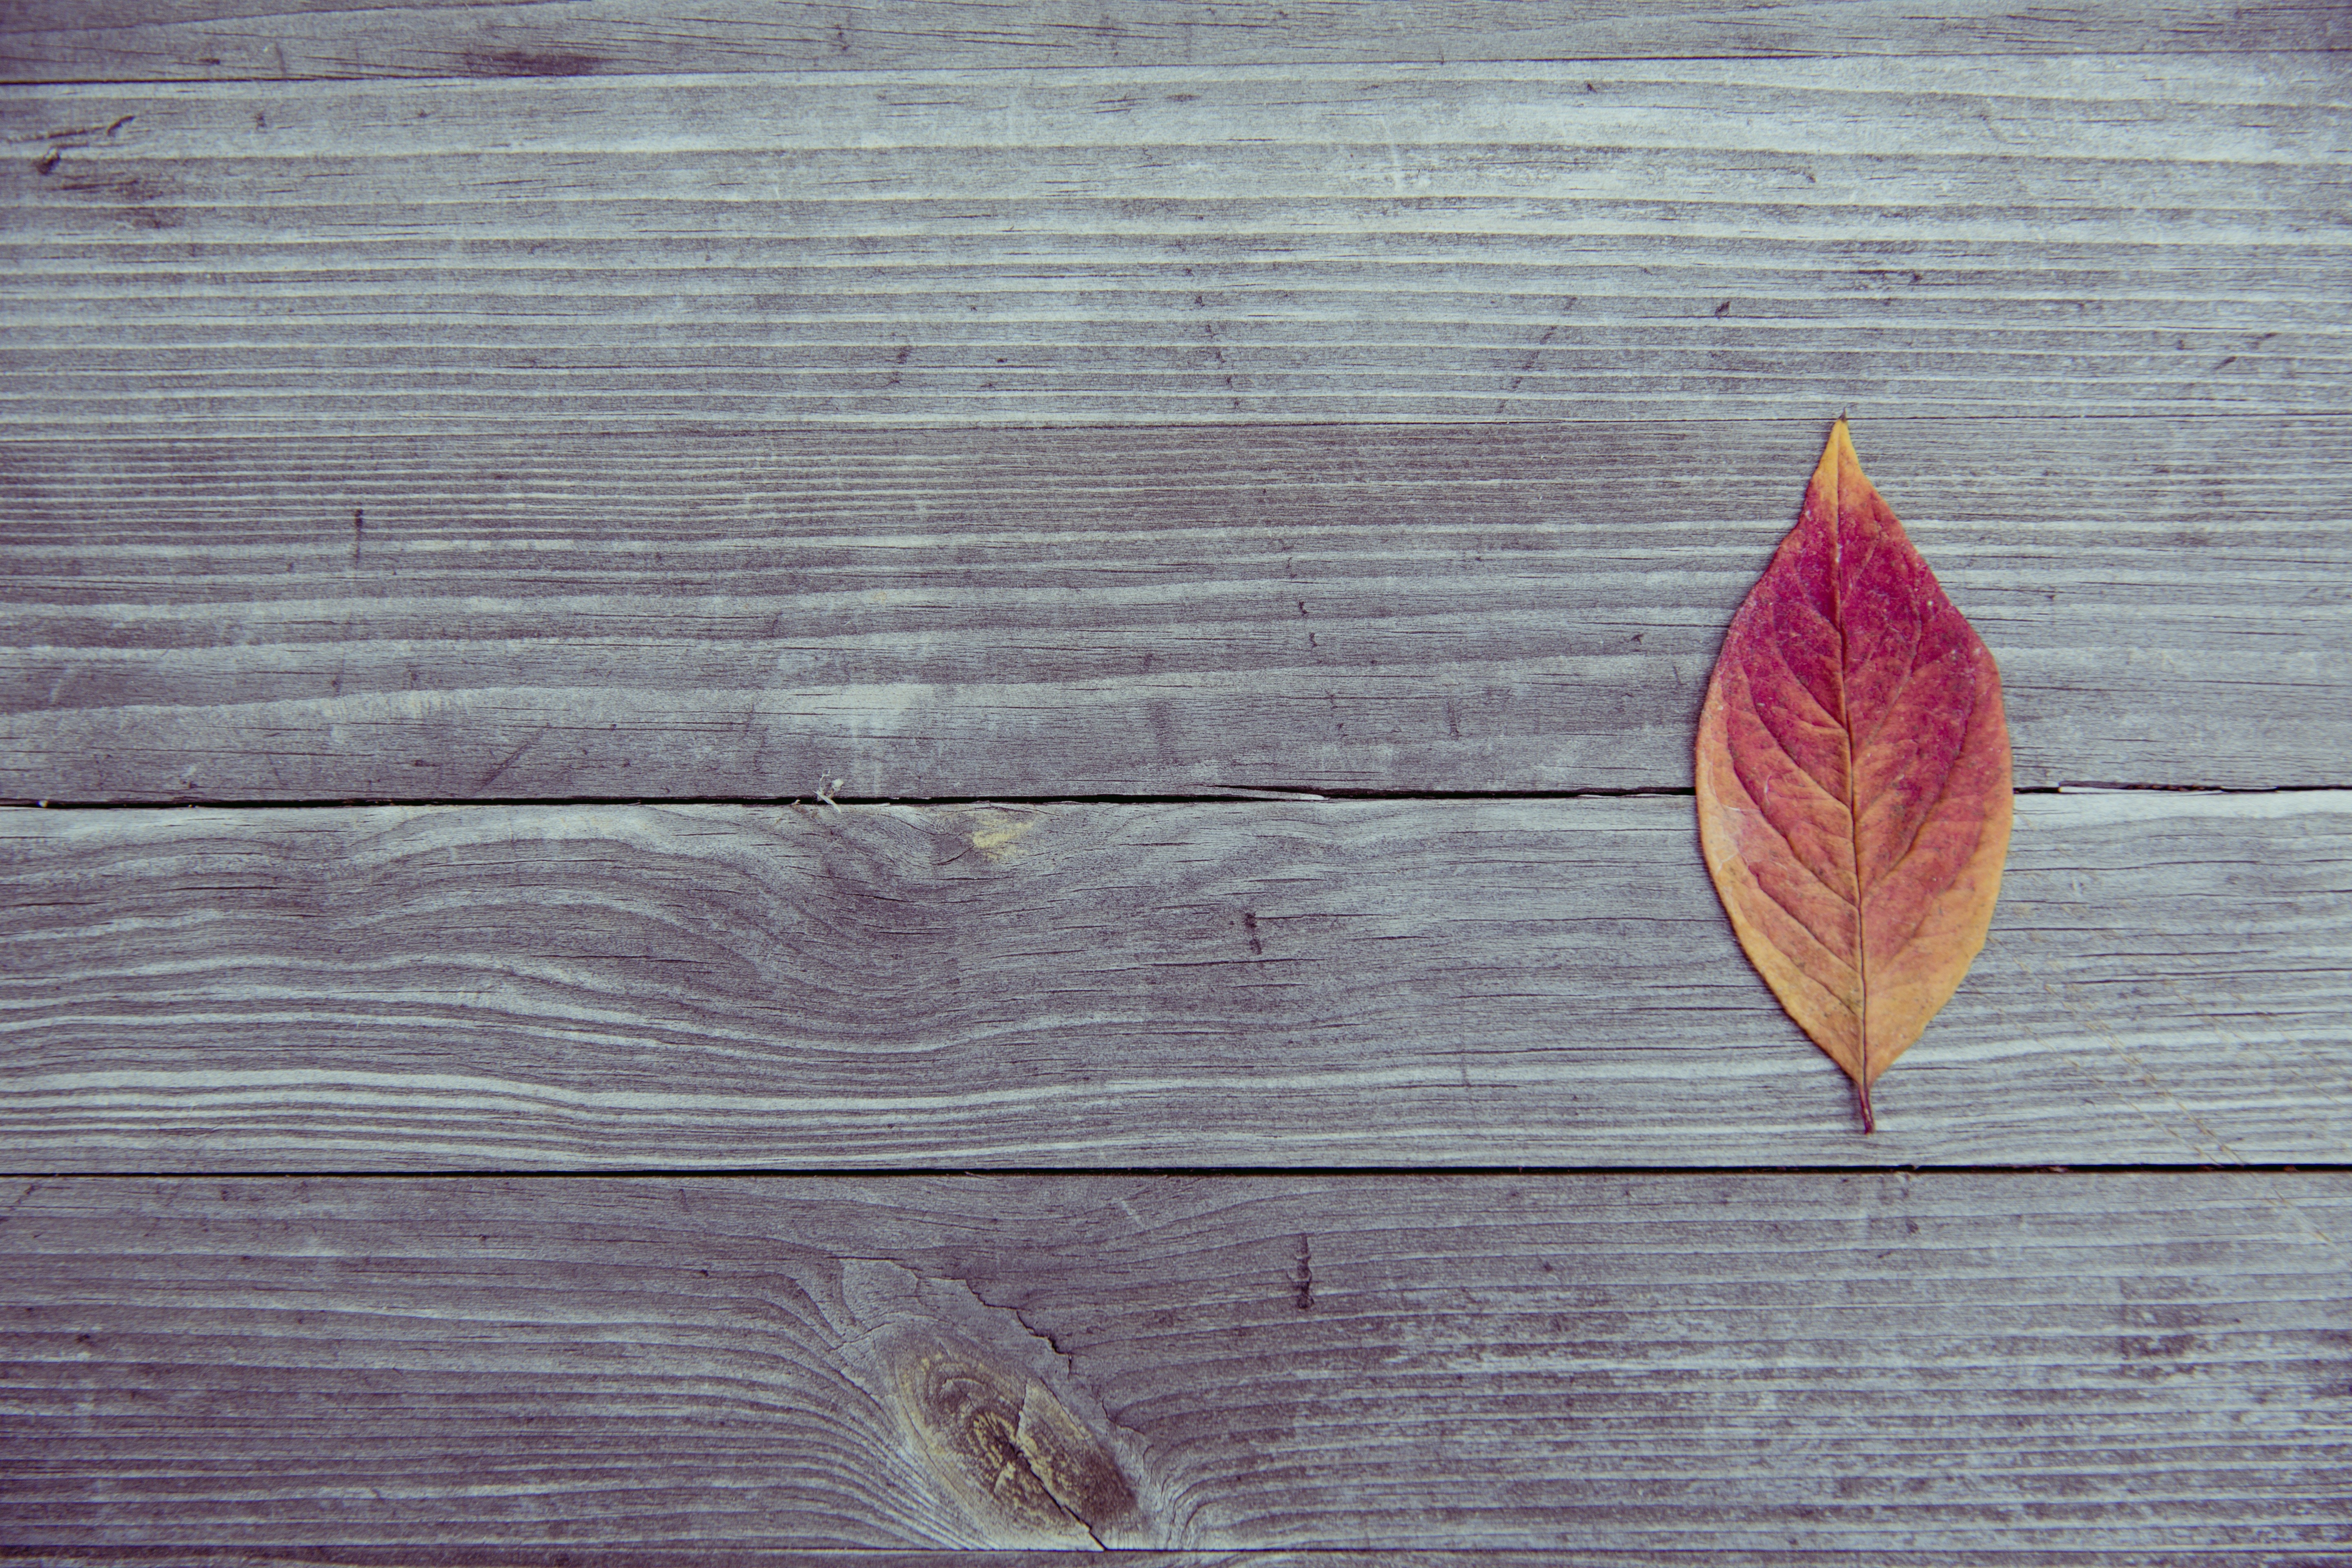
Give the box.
[475,727,546,792]
[459,49,603,77]
[18,114,134,147]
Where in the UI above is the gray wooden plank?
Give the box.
[9,0,2350,82]
[8,1560,2327,1568]
[4,1560,2276,1568]
[2,59,2343,434]
[6,416,2346,802]
[3,1173,2345,1553]
[4,790,2345,1170]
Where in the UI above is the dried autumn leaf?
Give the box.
[1695,419,2012,1131]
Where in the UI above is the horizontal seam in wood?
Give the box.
[11,1163,2344,1181]
[10,783,2346,812]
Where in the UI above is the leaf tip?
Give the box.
[1813,415,1864,492]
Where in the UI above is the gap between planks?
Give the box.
[9,784,2340,813]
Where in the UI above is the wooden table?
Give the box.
[4,3,2347,1558]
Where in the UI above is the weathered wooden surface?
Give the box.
[7,11,2348,1561]
[7,416,2348,802]
[5,790,2345,1170]
[4,1174,2345,1553]
[14,1561,2336,1568]
[9,0,2349,83]
[2,59,2343,437]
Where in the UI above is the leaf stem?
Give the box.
[1856,1076,1875,1135]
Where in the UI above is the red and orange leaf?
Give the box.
[1695,419,2012,1132]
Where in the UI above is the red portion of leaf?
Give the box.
[1695,420,2013,1131]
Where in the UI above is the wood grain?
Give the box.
[9,0,2351,83]
[4,790,2345,1171]
[2,59,2343,436]
[4,1173,2345,1553]
[7,416,2348,802]
[8,16,2345,1562]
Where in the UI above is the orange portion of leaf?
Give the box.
[1695,419,2012,1132]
